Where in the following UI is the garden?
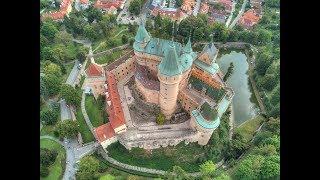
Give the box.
[85,95,108,128]
[40,139,66,180]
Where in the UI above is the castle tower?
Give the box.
[134,23,151,49]
[158,44,183,119]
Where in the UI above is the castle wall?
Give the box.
[111,57,135,82]
[101,136,118,149]
[135,78,159,104]
[135,52,160,76]
[179,69,192,90]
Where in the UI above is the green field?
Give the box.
[85,95,106,127]
[94,49,126,65]
[75,107,95,143]
[236,115,265,142]
[107,141,208,172]
[40,139,66,180]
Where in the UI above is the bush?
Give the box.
[40,165,49,177]
[40,148,58,167]
[156,113,165,125]
[55,120,80,139]
[40,108,59,125]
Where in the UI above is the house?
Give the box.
[199,2,209,14]
[79,0,90,10]
[94,123,117,148]
[238,9,261,29]
[213,0,233,13]
[83,63,106,99]
[151,7,185,22]
[181,0,196,14]
[94,0,126,11]
[41,0,74,21]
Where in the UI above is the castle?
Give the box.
[85,23,234,150]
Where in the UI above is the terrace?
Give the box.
[134,63,160,91]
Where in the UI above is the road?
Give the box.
[117,0,150,24]
[229,0,248,29]
[192,0,201,16]
[66,60,81,87]
[225,1,236,27]
[60,99,72,120]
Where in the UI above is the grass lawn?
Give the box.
[85,95,106,127]
[94,49,128,65]
[93,153,159,179]
[107,141,207,172]
[75,107,95,143]
[236,115,265,142]
[40,139,66,180]
[40,124,57,137]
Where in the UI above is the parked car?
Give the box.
[77,64,82,70]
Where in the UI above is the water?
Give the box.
[217,51,259,126]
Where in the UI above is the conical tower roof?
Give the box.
[183,37,193,54]
[158,44,182,76]
[135,23,151,43]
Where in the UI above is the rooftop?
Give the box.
[85,63,104,77]
[95,123,115,142]
[193,59,220,75]
[106,72,126,129]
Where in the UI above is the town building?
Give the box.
[149,0,186,22]
[238,9,261,29]
[42,0,74,21]
[88,23,234,150]
[94,0,126,12]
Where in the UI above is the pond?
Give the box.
[217,51,259,126]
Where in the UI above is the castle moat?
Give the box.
[217,51,259,126]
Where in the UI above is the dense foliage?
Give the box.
[55,120,80,139]
[60,84,82,107]
[76,156,100,180]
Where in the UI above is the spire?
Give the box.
[158,45,182,76]
[134,23,151,43]
[183,37,193,54]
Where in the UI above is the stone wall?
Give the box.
[178,90,200,112]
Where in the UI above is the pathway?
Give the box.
[61,99,72,121]
[229,0,248,29]
[113,28,128,38]
[65,60,81,87]
[225,1,236,27]
[192,0,201,16]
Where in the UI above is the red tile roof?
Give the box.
[105,72,126,129]
[94,123,115,142]
[216,0,232,11]
[239,9,260,28]
[199,2,209,14]
[41,0,73,20]
[151,8,183,21]
[94,0,122,9]
[86,63,104,77]
[80,0,89,4]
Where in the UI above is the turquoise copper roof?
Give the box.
[158,44,182,76]
[191,109,220,129]
[203,42,218,60]
[183,37,193,54]
[217,95,232,117]
[194,59,220,75]
[134,37,182,56]
[135,24,151,43]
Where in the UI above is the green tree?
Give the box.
[234,155,265,180]
[40,148,58,166]
[260,135,280,152]
[223,62,234,81]
[256,29,272,45]
[52,44,68,62]
[60,84,81,107]
[40,108,59,125]
[55,120,80,139]
[40,34,49,49]
[76,156,100,180]
[84,24,98,41]
[252,144,277,156]
[41,20,59,42]
[87,6,103,23]
[260,155,280,179]
[264,117,280,134]
[258,73,277,91]
[175,0,183,7]
[43,62,62,77]
[156,113,165,125]
[43,74,62,96]
[214,173,231,180]
[253,131,273,146]
[77,46,88,63]
[54,31,73,45]
[40,165,49,177]
[41,46,55,62]
[121,34,128,44]
[199,160,216,177]
[129,0,142,16]
[166,166,191,180]
[154,14,162,30]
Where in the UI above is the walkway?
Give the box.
[229,0,248,29]
[225,1,236,27]
[192,0,201,16]
[65,60,81,87]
